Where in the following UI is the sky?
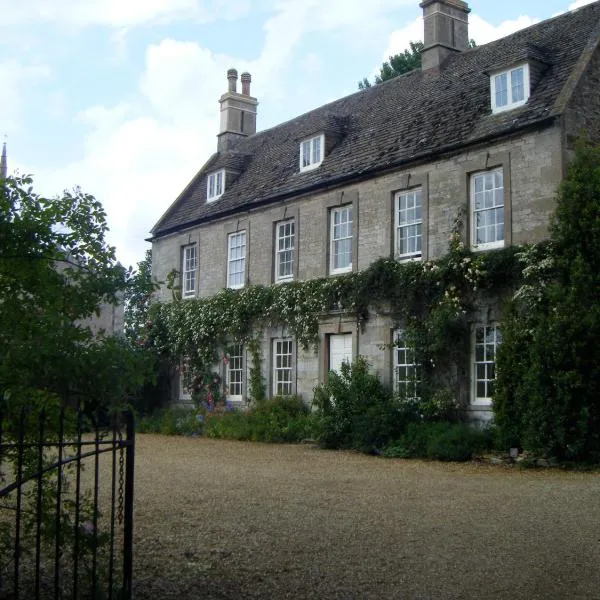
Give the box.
[1,0,596,269]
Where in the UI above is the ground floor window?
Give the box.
[226,344,244,401]
[472,324,502,405]
[393,330,419,399]
[273,338,293,396]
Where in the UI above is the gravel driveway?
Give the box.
[131,435,600,599]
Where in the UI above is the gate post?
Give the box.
[122,412,135,599]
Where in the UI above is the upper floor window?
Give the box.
[330,205,353,274]
[491,64,530,113]
[395,188,423,260]
[182,244,197,298]
[207,169,225,202]
[227,231,246,289]
[275,219,295,283]
[300,134,324,172]
[472,324,502,406]
[471,168,504,250]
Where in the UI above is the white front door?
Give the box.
[329,333,353,374]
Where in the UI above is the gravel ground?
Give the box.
[129,435,600,600]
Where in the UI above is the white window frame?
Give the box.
[273,338,293,396]
[470,168,504,251]
[299,134,324,172]
[182,244,198,298]
[225,344,244,402]
[227,231,246,289]
[471,324,502,406]
[395,187,423,261]
[207,169,225,202]
[393,330,420,400]
[490,63,530,113]
[275,218,295,283]
[330,205,353,274]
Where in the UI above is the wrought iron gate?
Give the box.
[0,405,134,599]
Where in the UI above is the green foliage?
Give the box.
[150,225,521,414]
[383,422,492,461]
[495,141,600,461]
[358,39,476,89]
[137,407,200,435]
[124,248,157,344]
[0,175,153,411]
[205,396,315,443]
[247,337,266,404]
[0,176,155,588]
[359,41,424,89]
[313,357,406,452]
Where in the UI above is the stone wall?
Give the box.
[152,124,565,406]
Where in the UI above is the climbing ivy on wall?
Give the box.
[147,226,524,407]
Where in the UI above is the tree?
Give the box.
[0,174,150,411]
[359,40,476,89]
[359,42,424,89]
[494,141,600,461]
[124,248,156,344]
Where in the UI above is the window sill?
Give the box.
[299,161,323,173]
[330,266,353,276]
[472,241,504,252]
[396,254,422,263]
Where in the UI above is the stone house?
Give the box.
[150,0,600,420]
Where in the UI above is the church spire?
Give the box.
[0,139,7,179]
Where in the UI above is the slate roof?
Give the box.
[151,1,600,238]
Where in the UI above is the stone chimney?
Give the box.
[217,68,258,152]
[420,0,470,72]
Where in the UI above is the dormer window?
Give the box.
[491,64,530,114]
[207,169,225,202]
[299,134,324,172]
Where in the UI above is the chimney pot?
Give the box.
[227,68,238,93]
[241,72,251,96]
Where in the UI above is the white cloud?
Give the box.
[378,12,540,77]
[568,0,597,9]
[0,60,51,134]
[469,14,539,45]
[31,39,237,268]
[0,0,251,28]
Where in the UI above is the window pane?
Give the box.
[511,67,524,102]
[495,73,508,107]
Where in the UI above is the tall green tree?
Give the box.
[494,141,600,461]
[359,42,424,89]
[359,39,476,89]
[124,248,156,344]
[0,174,150,411]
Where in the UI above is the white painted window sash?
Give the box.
[395,188,423,260]
[330,205,353,274]
[227,231,246,289]
[275,219,295,282]
[182,244,197,297]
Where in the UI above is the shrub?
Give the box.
[137,407,200,436]
[383,422,493,461]
[495,141,600,461]
[205,396,316,443]
[313,357,406,453]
